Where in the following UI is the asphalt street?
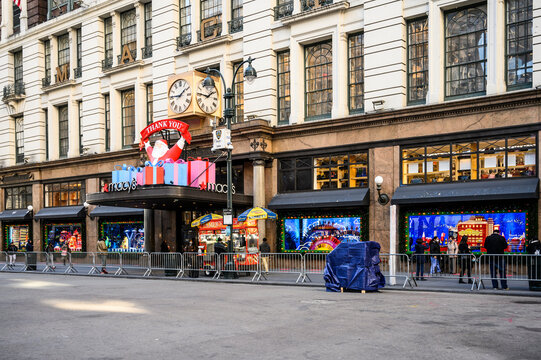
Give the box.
[1,273,540,360]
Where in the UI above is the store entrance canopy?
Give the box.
[268,188,370,210]
[391,178,539,205]
[0,209,32,221]
[89,206,144,218]
[34,206,85,219]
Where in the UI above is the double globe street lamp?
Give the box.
[202,57,257,264]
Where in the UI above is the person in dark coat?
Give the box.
[458,235,472,284]
[414,239,429,280]
[484,229,508,289]
[429,236,441,275]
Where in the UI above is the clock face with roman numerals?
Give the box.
[196,80,219,114]
[168,79,192,114]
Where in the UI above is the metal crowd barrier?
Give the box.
[477,254,541,290]
[68,252,96,273]
[300,253,328,283]
[145,252,184,278]
[116,252,150,276]
[1,251,27,271]
[410,253,477,290]
[218,253,259,281]
[379,254,414,288]
[253,253,304,283]
[182,252,220,279]
[89,252,121,275]
[22,252,49,272]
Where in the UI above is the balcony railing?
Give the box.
[102,58,113,71]
[142,46,153,59]
[74,67,82,79]
[274,1,294,20]
[197,21,223,42]
[2,82,25,100]
[176,34,192,50]
[301,0,333,11]
[228,17,243,34]
[117,49,137,65]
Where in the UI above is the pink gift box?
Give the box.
[187,157,216,188]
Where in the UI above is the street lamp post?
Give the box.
[203,57,257,270]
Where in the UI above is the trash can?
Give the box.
[526,240,541,291]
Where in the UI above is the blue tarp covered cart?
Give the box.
[324,241,385,292]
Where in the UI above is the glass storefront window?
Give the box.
[44,181,85,207]
[479,138,506,179]
[100,221,144,252]
[44,223,83,252]
[4,224,30,251]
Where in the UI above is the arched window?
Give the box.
[445,5,487,98]
[305,41,333,120]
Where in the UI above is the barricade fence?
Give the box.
[1,251,540,292]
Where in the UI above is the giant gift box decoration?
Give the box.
[144,161,165,185]
[164,159,188,186]
[187,157,216,188]
[112,164,137,183]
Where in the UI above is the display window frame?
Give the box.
[3,222,32,252]
[99,218,145,252]
[43,221,85,252]
[278,209,368,253]
[400,133,537,185]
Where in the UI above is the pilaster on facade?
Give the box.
[134,80,146,144]
[134,1,144,62]
[67,98,80,158]
[332,30,348,119]
[426,0,444,104]
[486,0,506,95]
[532,0,541,88]
[68,27,77,81]
[111,11,120,68]
[46,103,59,160]
[0,0,14,41]
[109,88,122,151]
[49,35,58,84]
[289,39,304,125]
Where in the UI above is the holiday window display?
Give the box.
[4,224,30,251]
[44,223,83,252]
[100,221,144,252]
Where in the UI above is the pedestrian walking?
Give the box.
[484,229,509,290]
[61,242,71,266]
[7,242,18,268]
[259,237,271,275]
[458,235,472,284]
[447,236,458,274]
[414,239,429,280]
[45,242,56,270]
[97,238,109,274]
[429,236,441,275]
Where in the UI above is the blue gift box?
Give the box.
[163,160,188,186]
[112,164,137,183]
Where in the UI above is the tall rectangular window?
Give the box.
[5,186,32,210]
[277,51,291,125]
[201,0,222,39]
[44,40,51,86]
[45,109,49,160]
[103,17,113,69]
[143,2,152,58]
[104,94,110,152]
[57,33,70,68]
[15,117,24,164]
[348,33,364,113]
[445,4,487,98]
[506,0,533,90]
[121,9,137,56]
[13,50,23,85]
[44,181,85,207]
[233,61,244,123]
[178,0,192,47]
[75,28,82,77]
[305,41,332,120]
[407,18,428,104]
[121,89,135,147]
[58,105,69,158]
[230,0,243,33]
[13,4,21,34]
[78,101,83,155]
[146,85,153,125]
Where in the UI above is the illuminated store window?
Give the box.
[58,105,69,158]
[506,0,532,90]
[305,41,332,120]
[121,89,135,148]
[277,50,291,125]
[44,181,85,207]
[445,4,487,99]
[401,135,537,184]
[348,33,364,113]
[407,17,428,104]
[279,152,368,193]
[5,185,32,210]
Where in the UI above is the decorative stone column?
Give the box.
[1,0,14,40]
[111,11,120,66]
[20,0,27,33]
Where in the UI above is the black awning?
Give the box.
[268,188,370,210]
[391,178,539,205]
[90,206,144,218]
[34,206,85,220]
[0,209,32,221]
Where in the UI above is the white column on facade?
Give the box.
[532,0,541,88]
[68,28,77,79]
[292,0,301,15]
[20,0,28,33]
[487,0,506,95]
[50,35,58,82]
[134,2,144,61]
[192,0,201,43]
[222,0,231,36]
[67,98,80,158]
[110,89,122,151]
[47,104,59,160]
[332,30,348,119]
[111,11,120,66]
[134,81,146,144]
[289,39,304,124]
[427,1,444,104]
[1,0,14,40]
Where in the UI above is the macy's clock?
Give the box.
[196,80,219,114]
[168,79,192,114]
